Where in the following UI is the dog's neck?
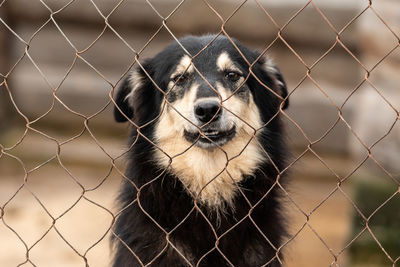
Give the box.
[153,128,265,210]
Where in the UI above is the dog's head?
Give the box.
[114,35,288,207]
[114,35,288,147]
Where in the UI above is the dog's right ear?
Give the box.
[114,76,134,122]
[113,65,147,123]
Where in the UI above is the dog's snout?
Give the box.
[194,101,222,123]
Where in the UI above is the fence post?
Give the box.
[0,7,15,133]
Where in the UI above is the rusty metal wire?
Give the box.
[0,0,399,266]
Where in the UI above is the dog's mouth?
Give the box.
[184,126,236,148]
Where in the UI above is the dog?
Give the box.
[112,34,289,267]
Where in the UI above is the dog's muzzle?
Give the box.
[184,100,236,148]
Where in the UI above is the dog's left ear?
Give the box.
[258,57,289,110]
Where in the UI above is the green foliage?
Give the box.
[350,180,400,266]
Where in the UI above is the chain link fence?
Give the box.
[1,0,399,266]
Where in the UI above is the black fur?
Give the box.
[112,35,289,267]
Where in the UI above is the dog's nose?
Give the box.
[194,101,222,123]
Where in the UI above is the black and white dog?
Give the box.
[112,35,289,267]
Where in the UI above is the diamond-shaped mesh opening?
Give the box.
[1,0,400,266]
[2,186,54,246]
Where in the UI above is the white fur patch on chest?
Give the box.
[154,94,264,209]
[157,133,264,208]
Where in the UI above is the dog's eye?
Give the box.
[172,74,190,85]
[225,71,241,82]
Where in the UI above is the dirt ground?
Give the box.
[0,160,353,267]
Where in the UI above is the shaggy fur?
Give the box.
[112,35,289,267]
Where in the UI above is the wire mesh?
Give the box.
[0,0,399,266]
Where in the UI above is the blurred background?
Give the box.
[0,0,399,266]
